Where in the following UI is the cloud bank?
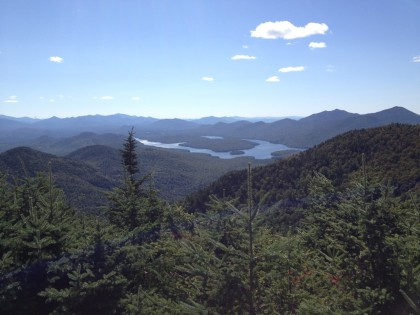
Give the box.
[251,21,328,40]
[202,77,214,81]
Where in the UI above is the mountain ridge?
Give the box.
[185,123,420,230]
[1,106,419,154]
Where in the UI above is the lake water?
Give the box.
[137,138,300,160]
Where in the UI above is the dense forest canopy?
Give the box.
[0,124,419,314]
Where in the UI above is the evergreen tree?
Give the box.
[0,167,78,314]
[108,128,143,231]
[121,127,139,182]
[299,165,402,314]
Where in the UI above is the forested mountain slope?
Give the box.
[0,143,269,213]
[0,147,116,214]
[67,143,269,201]
[186,124,420,228]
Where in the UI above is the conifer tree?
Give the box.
[108,128,143,231]
[0,167,78,314]
[300,161,402,313]
[121,127,139,183]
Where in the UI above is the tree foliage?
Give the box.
[0,125,419,314]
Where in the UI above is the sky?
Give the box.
[1,0,420,119]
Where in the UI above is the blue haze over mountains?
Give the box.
[1,106,419,153]
[1,106,419,213]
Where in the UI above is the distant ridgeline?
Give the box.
[185,124,420,230]
[1,106,419,153]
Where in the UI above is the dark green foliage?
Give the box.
[301,174,391,312]
[0,169,78,314]
[121,127,139,180]
[0,124,418,314]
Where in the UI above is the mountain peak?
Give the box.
[366,106,419,123]
[300,109,357,123]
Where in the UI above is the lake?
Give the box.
[137,138,300,160]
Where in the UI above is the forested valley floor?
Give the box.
[1,125,419,314]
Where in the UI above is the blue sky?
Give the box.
[1,0,420,119]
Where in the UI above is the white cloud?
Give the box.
[49,56,64,63]
[309,42,327,49]
[412,55,420,63]
[231,55,257,60]
[251,21,328,40]
[4,95,18,103]
[201,77,214,81]
[279,66,305,73]
[266,76,280,82]
[131,97,140,101]
[49,99,55,102]
[101,96,113,100]
[242,45,249,49]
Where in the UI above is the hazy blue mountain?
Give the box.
[189,116,302,124]
[189,116,241,125]
[0,115,40,124]
[32,114,158,131]
[194,106,420,148]
[299,109,359,123]
[2,107,419,153]
[0,117,28,131]
[141,118,199,131]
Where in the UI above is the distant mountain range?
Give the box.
[195,107,420,148]
[1,106,419,153]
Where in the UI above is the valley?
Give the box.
[0,109,419,314]
[1,120,418,314]
[1,106,419,214]
[2,2,419,312]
